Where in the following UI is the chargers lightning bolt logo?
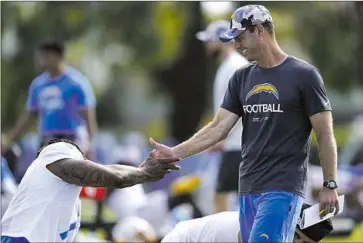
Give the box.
[260,233,269,240]
[245,83,279,101]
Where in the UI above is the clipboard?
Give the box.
[298,195,345,229]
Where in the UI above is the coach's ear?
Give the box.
[256,24,264,37]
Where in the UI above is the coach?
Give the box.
[149,4,339,243]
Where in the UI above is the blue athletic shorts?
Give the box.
[1,236,30,243]
[239,191,304,243]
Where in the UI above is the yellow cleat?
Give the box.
[170,176,202,195]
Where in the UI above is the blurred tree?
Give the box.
[1,1,209,142]
[293,2,363,91]
[91,1,209,141]
[152,2,208,142]
[262,1,363,91]
[356,2,363,87]
[234,2,363,91]
[2,1,361,137]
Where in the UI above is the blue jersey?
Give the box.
[26,66,96,135]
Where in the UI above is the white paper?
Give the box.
[299,194,345,229]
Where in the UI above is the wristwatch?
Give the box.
[323,180,338,190]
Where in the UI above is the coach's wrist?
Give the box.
[171,147,185,160]
[323,180,338,190]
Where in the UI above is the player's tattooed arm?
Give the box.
[46,156,180,188]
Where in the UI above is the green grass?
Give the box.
[81,199,118,223]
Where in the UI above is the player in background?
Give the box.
[149,4,339,243]
[161,204,333,243]
[196,20,248,212]
[1,138,180,243]
[1,40,98,157]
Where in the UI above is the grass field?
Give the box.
[323,225,363,242]
[81,199,118,223]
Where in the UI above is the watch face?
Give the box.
[329,181,336,188]
[324,180,337,189]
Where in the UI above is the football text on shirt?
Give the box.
[243,83,283,114]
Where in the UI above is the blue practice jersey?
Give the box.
[26,66,96,135]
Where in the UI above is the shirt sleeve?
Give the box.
[26,82,38,111]
[38,142,83,166]
[36,142,83,181]
[75,77,96,109]
[220,70,243,117]
[301,68,332,117]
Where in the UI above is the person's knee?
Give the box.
[214,192,229,212]
[215,192,228,199]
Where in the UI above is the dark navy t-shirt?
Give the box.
[221,56,332,196]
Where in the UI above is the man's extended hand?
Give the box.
[140,155,180,182]
[319,187,339,219]
[149,138,178,159]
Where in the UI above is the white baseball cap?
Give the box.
[196,20,231,42]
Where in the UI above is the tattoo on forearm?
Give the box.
[113,166,149,188]
[47,159,148,188]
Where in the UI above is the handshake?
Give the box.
[139,138,183,182]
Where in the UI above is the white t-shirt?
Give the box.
[161,211,240,242]
[213,51,248,151]
[2,142,84,242]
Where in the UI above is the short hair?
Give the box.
[262,22,274,36]
[247,22,274,36]
[36,138,83,158]
[38,40,65,57]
